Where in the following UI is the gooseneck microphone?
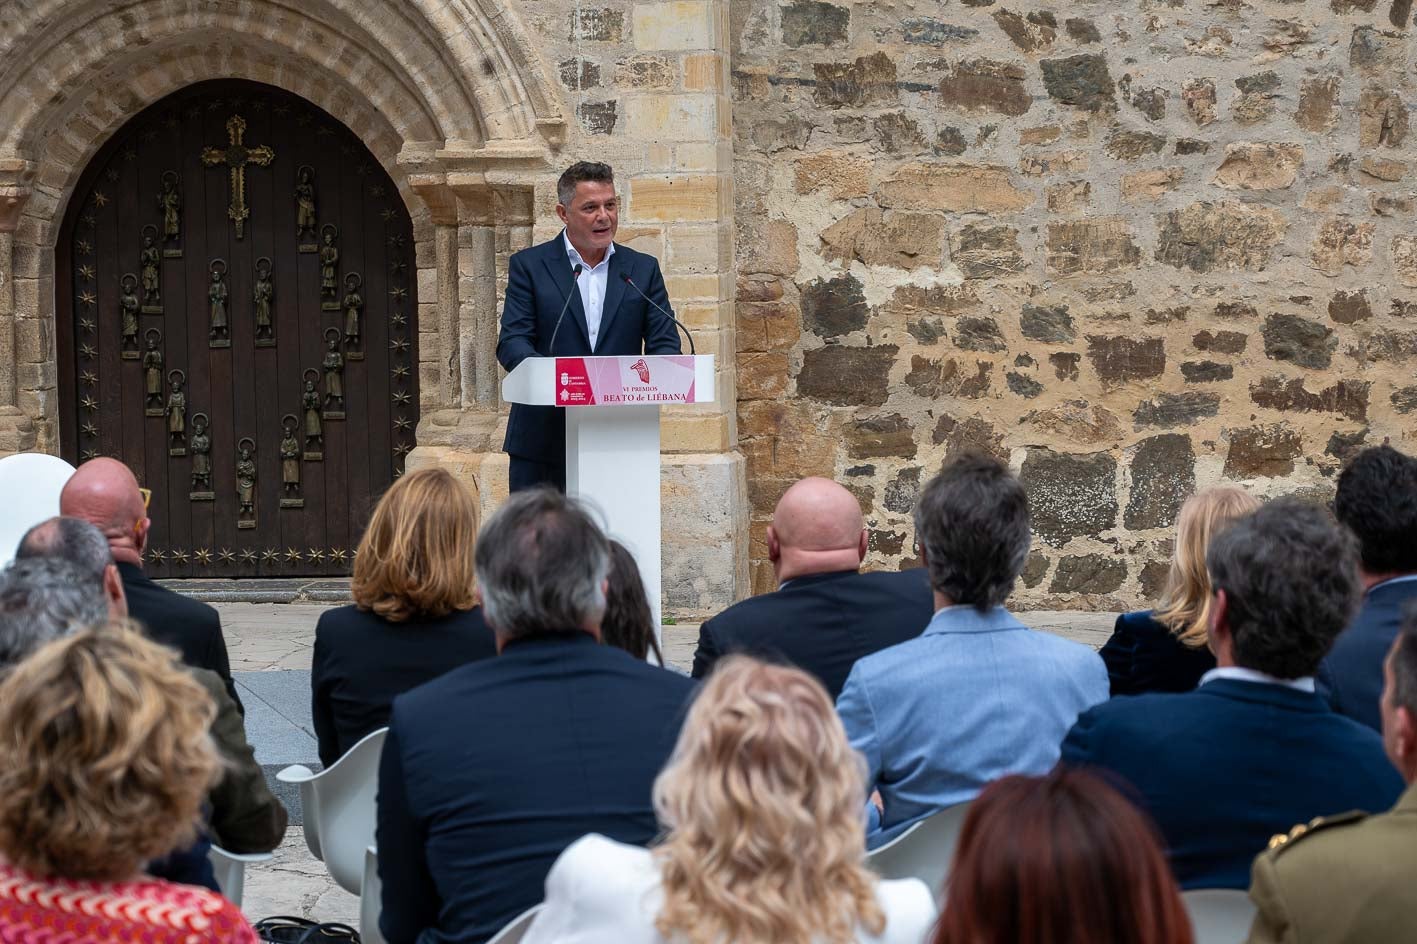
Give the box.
[621,273,696,356]
[547,263,583,355]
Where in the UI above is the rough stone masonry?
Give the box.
[730,0,1417,608]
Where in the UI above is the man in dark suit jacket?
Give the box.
[1318,445,1417,732]
[496,161,681,492]
[692,476,933,699]
[58,458,240,712]
[1061,499,1403,890]
[377,488,695,944]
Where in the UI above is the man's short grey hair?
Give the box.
[16,516,113,583]
[913,452,1031,611]
[1206,498,1359,679]
[475,487,610,640]
[0,557,111,671]
[557,161,615,208]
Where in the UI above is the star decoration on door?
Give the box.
[393,390,411,406]
[81,214,96,228]
[81,421,97,437]
[78,265,95,280]
[91,192,109,207]
[218,548,235,564]
[79,343,97,360]
[285,547,302,562]
[80,370,98,385]
[170,549,189,565]
[239,549,258,565]
[394,442,412,456]
[389,312,407,328]
[81,395,98,410]
[380,208,395,222]
[105,167,120,182]
[81,449,98,461]
[331,548,349,564]
[149,549,166,563]
[389,286,407,302]
[308,548,326,563]
[76,241,93,255]
[194,549,212,566]
[394,416,412,431]
[389,338,409,353]
[262,548,279,563]
[392,365,410,379]
[79,318,95,333]
[78,290,96,306]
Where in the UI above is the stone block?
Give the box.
[884,467,922,515]
[1122,168,1183,202]
[906,357,993,399]
[738,399,837,483]
[882,284,980,318]
[661,412,731,451]
[820,208,944,269]
[847,413,918,459]
[1021,448,1118,545]
[1350,26,1407,73]
[1182,78,1217,126]
[626,95,718,140]
[631,175,721,221]
[796,344,897,406]
[873,113,927,152]
[814,53,897,108]
[1359,86,1408,148]
[935,128,968,155]
[993,9,1057,51]
[661,451,749,615]
[1087,335,1165,386]
[1249,376,1370,421]
[1019,151,1089,176]
[1104,129,1166,160]
[1021,304,1074,343]
[1360,156,1408,181]
[1022,551,1050,588]
[955,316,1007,352]
[1023,400,1122,444]
[578,101,618,135]
[559,57,601,89]
[877,163,1031,213]
[1392,386,1417,414]
[1007,371,1044,398]
[1046,219,1141,276]
[1181,360,1233,383]
[1066,18,1101,42]
[570,8,624,42]
[1351,330,1417,362]
[683,54,724,92]
[615,55,675,89]
[1393,235,1417,286]
[1050,554,1127,594]
[793,152,871,199]
[1262,313,1336,369]
[800,273,868,339]
[634,2,714,49]
[1155,201,1286,273]
[951,223,1026,279]
[902,18,980,44]
[781,0,849,46]
[1224,424,1303,478]
[1047,181,1091,213]
[1193,330,1247,354]
[931,413,1005,459]
[1329,291,1372,324]
[1213,143,1304,190]
[1050,352,1081,381]
[1126,434,1196,532]
[736,352,790,400]
[1040,54,1116,111]
[1311,217,1376,275]
[1020,126,1063,146]
[1133,392,1220,429]
[938,59,1032,117]
[1296,76,1340,132]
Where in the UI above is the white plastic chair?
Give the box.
[865,801,972,904]
[0,453,75,567]
[276,726,387,895]
[360,845,386,944]
[1183,889,1257,944]
[207,845,273,908]
[488,905,543,944]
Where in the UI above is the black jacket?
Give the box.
[117,560,240,713]
[1098,609,1216,697]
[1318,578,1417,732]
[311,604,498,767]
[377,633,694,944]
[691,568,935,700]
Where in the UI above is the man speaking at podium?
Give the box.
[497,161,683,492]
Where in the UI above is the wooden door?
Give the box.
[57,80,418,578]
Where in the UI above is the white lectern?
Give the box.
[502,354,716,634]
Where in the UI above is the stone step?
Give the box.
[156,577,353,604]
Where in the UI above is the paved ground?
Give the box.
[224,601,1117,923]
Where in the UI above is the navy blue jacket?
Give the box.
[691,568,934,701]
[1318,578,1417,733]
[496,236,682,465]
[376,633,695,944]
[1098,610,1216,697]
[1060,678,1403,890]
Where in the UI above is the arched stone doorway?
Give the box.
[55,80,417,578]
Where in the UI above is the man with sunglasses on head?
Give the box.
[59,458,240,712]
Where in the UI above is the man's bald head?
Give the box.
[58,458,147,566]
[768,477,868,583]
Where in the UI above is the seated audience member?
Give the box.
[934,769,1193,944]
[1062,499,1403,889]
[693,476,933,699]
[1248,612,1417,943]
[601,540,666,665]
[0,626,256,942]
[60,457,240,711]
[523,658,934,944]
[1318,445,1417,732]
[377,488,696,944]
[838,453,1108,847]
[311,468,496,766]
[17,516,287,856]
[1100,487,1259,695]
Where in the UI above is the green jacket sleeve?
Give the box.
[1246,850,1296,944]
[192,668,289,853]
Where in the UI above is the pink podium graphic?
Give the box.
[555,355,698,407]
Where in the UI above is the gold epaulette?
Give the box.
[1266,810,1368,854]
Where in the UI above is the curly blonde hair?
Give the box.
[653,658,886,944]
[1154,486,1261,648]
[0,623,219,881]
[352,467,480,622]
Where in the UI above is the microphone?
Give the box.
[547,263,583,355]
[621,273,695,356]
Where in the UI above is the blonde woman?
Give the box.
[0,625,256,942]
[522,658,935,944]
[1100,486,1260,695]
[311,467,494,766]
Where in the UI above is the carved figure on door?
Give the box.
[208,260,230,345]
[253,256,274,342]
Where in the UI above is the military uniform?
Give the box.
[1247,782,1417,943]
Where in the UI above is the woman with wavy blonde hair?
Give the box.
[0,624,256,942]
[311,467,496,765]
[522,657,935,944]
[1100,486,1260,695]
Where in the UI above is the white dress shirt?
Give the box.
[1200,665,1316,692]
[564,233,615,351]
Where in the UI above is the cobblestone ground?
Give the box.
[224,602,1117,924]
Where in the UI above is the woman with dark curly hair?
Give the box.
[601,540,665,665]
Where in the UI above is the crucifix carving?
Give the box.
[200,115,274,239]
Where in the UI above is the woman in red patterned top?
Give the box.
[0,624,257,942]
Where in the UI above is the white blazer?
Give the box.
[521,834,937,944]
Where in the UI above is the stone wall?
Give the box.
[732,0,1416,605]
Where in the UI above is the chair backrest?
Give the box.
[276,727,387,895]
[865,801,971,904]
[1183,889,1256,944]
[206,845,273,908]
[487,905,543,944]
[359,845,386,944]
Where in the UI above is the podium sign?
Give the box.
[502,354,715,639]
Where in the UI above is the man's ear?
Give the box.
[767,525,781,563]
[857,528,868,564]
[1397,706,1417,766]
[136,517,151,555]
[103,563,129,619]
[1208,588,1230,656]
[555,203,569,226]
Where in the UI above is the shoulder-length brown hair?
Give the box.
[1154,486,1260,648]
[933,768,1193,944]
[0,623,219,881]
[352,467,479,622]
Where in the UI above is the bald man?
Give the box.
[59,458,239,712]
[691,477,933,699]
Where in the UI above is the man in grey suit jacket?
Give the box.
[837,452,1108,848]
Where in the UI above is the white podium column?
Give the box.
[566,403,663,636]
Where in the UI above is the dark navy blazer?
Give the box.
[1098,610,1217,697]
[1318,578,1417,733]
[496,235,681,465]
[376,633,695,944]
[691,568,935,701]
[1060,678,1403,890]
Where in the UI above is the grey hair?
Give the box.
[16,516,113,583]
[0,557,111,671]
[1206,498,1359,679]
[913,452,1031,612]
[556,161,615,208]
[475,487,610,640]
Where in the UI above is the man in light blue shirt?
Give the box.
[836,452,1108,847]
